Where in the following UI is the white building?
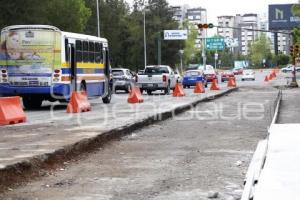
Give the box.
[171,5,188,27]
[238,14,260,55]
[216,13,291,55]
[217,16,235,38]
[186,7,207,48]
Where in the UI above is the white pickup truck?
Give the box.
[137,65,178,95]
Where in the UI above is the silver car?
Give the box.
[112,68,136,93]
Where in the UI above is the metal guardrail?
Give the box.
[241,89,282,200]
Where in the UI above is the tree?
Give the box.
[248,33,272,68]
[182,22,201,67]
[46,0,91,33]
[292,4,300,44]
[0,0,91,33]
[0,0,48,27]
[219,49,234,68]
[145,0,182,68]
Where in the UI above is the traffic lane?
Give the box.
[230,69,286,88]
[0,86,231,168]
[1,87,279,200]
[17,83,228,126]
[18,69,271,121]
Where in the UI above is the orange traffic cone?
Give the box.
[194,81,205,93]
[268,74,273,80]
[173,83,185,97]
[128,86,144,103]
[0,96,27,125]
[264,75,269,82]
[210,79,220,90]
[272,71,277,78]
[233,77,237,86]
[227,77,236,87]
[67,91,91,113]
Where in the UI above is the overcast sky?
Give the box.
[126,0,298,23]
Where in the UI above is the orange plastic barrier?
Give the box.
[0,96,26,125]
[67,91,91,113]
[194,81,205,93]
[264,76,269,82]
[227,77,236,87]
[269,73,273,80]
[233,77,237,86]
[210,79,220,90]
[173,83,185,97]
[128,86,144,103]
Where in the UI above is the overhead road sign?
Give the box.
[206,37,225,50]
[164,30,188,40]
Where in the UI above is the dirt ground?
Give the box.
[1,86,279,200]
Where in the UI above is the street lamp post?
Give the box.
[202,9,207,70]
[143,0,147,68]
[96,0,100,37]
[179,50,184,74]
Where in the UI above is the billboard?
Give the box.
[269,4,300,30]
[164,30,188,40]
[225,38,239,48]
[234,61,249,69]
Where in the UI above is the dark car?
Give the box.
[232,68,243,75]
[221,71,235,82]
[182,70,207,88]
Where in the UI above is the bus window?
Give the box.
[83,41,89,63]
[95,42,103,63]
[75,40,83,62]
[89,41,95,63]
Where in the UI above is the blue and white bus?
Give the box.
[0,25,112,109]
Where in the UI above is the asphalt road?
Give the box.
[19,69,280,126]
[1,72,281,200]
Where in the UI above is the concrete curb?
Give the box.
[0,87,238,191]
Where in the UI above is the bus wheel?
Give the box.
[22,96,43,110]
[102,86,112,104]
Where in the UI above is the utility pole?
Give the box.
[290,41,299,87]
[157,32,161,65]
[179,50,184,74]
[202,10,207,70]
[96,0,100,37]
[143,0,147,68]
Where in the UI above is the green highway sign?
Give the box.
[206,37,225,50]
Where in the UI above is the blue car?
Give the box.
[182,70,207,88]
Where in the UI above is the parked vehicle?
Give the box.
[241,69,255,81]
[137,65,177,95]
[111,68,135,93]
[281,64,300,73]
[221,70,235,82]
